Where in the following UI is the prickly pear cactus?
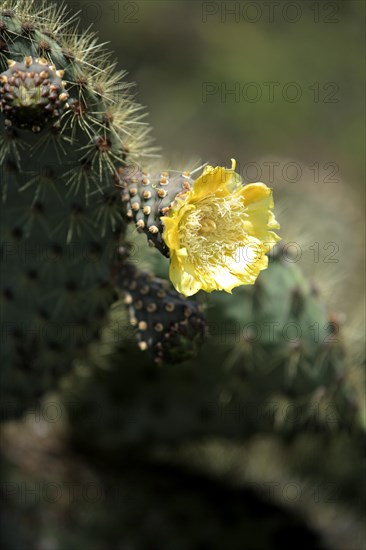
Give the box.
[67,244,359,456]
[0,1,152,419]
[207,243,358,428]
[113,247,206,363]
[115,164,194,255]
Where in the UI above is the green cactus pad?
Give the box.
[0,1,153,419]
[204,244,359,430]
[0,56,68,131]
[115,165,195,256]
[113,247,206,363]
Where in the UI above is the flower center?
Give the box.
[199,217,217,234]
[179,195,247,265]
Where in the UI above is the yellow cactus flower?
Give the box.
[161,160,280,297]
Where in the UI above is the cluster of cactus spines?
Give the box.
[114,164,195,255]
[114,247,206,363]
[0,1,156,418]
[0,56,69,131]
[207,243,358,428]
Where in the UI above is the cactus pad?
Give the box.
[0,1,153,418]
[114,248,206,363]
[115,165,195,256]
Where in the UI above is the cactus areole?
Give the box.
[0,56,69,131]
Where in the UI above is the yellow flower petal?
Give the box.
[169,253,202,296]
[204,239,269,292]
[237,183,281,252]
[161,215,180,250]
[203,266,242,293]
[189,164,240,202]
[237,182,272,205]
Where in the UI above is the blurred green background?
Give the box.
[69,0,364,186]
[68,0,365,313]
